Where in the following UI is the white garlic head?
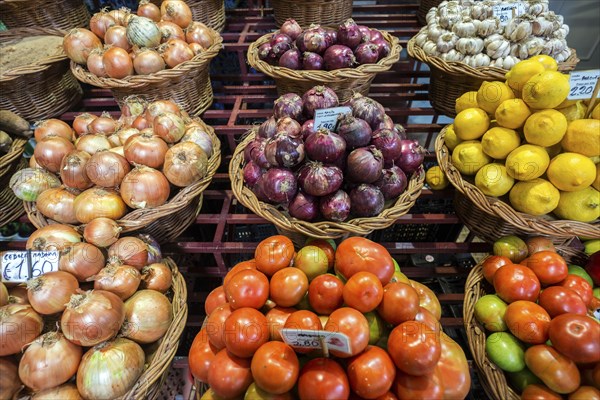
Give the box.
[456,36,485,55]
[453,17,478,37]
[437,32,459,52]
[423,40,440,56]
[517,37,544,59]
[441,48,465,61]
[478,17,502,37]
[486,37,511,59]
[505,14,535,42]
[427,23,446,42]
[532,16,555,37]
[415,29,430,48]
[528,0,549,16]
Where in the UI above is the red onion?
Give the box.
[262,168,297,204]
[302,25,328,54]
[349,94,386,129]
[258,42,276,64]
[304,128,346,163]
[279,48,302,69]
[336,114,372,149]
[396,140,426,174]
[377,115,395,131]
[330,152,347,171]
[138,234,162,265]
[258,116,278,139]
[350,184,385,217]
[303,52,324,70]
[295,31,307,53]
[253,176,271,203]
[354,43,380,65]
[288,191,319,221]
[270,33,293,48]
[371,38,390,58]
[357,25,371,42]
[375,166,407,200]
[248,137,271,169]
[276,117,302,138]
[338,19,362,49]
[273,93,303,121]
[243,161,264,187]
[369,29,385,43]
[371,128,403,167]
[323,45,356,70]
[302,86,339,119]
[265,133,305,168]
[324,28,338,47]
[298,162,343,197]
[280,19,302,41]
[301,119,316,141]
[394,124,408,140]
[319,190,350,222]
[346,146,384,183]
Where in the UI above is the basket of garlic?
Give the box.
[408,0,579,117]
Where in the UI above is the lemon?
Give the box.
[522,71,570,110]
[475,163,515,197]
[454,108,490,140]
[547,153,597,192]
[505,59,546,92]
[545,143,562,158]
[554,187,600,222]
[481,127,521,159]
[455,91,479,114]
[495,98,531,129]
[561,119,600,157]
[529,55,559,71]
[509,178,560,215]
[592,103,600,120]
[593,163,600,191]
[477,81,515,115]
[505,144,550,181]
[523,109,568,147]
[444,124,463,152]
[558,101,587,122]
[556,98,579,109]
[426,166,450,190]
[451,141,493,176]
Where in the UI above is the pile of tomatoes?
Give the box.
[189,235,471,400]
[474,235,600,398]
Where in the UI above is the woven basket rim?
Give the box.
[247,28,402,82]
[229,130,425,239]
[0,138,27,177]
[435,126,600,239]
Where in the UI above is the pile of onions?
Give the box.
[258,18,391,71]
[63,0,215,78]
[242,86,425,222]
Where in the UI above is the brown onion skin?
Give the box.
[133,48,165,75]
[90,11,117,40]
[75,134,112,155]
[124,132,168,168]
[87,49,107,77]
[102,47,134,79]
[26,224,81,251]
[60,242,106,282]
[161,0,193,28]
[157,21,186,42]
[0,357,21,399]
[186,21,213,48]
[137,1,161,22]
[31,383,82,400]
[34,136,75,173]
[34,119,74,143]
[153,112,185,143]
[120,166,170,209]
[27,271,80,315]
[104,25,131,51]
[36,187,79,224]
[140,263,173,293]
[160,38,194,68]
[163,141,208,187]
[63,28,103,64]
[89,114,118,136]
[0,304,44,356]
[145,99,181,121]
[121,290,173,344]
[85,151,131,188]
[8,286,29,305]
[0,283,7,308]
[83,217,121,248]
[94,265,141,300]
[61,150,93,190]
[73,187,128,223]
[108,236,149,270]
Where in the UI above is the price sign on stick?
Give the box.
[492,2,527,26]
[1,250,59,282]
[568,69,600,100]
[281,328,352,355]
[313,106,352,131]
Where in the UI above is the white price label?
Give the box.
[281,328,352,355]
[568,69,600,100]
[313,106,352,131]
[1,250,59,282]
[492,2,527,26]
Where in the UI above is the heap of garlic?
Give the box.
[415,0,572,68]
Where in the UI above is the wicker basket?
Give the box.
[0,158,26,227]
[464,247,587,400]
[0,0,89,30]
[407,38,579,117]
[271,0,353,28]
[24,118,221,243]
[247,29,401,104]
[230,130,425,243]
[435,126,600,243]
[149,0,226,32]
[0,27,83,121]
[70,29,223,116]
[417,0,442,26]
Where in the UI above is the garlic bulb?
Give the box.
[504,14,535,42]
[415,30,429,48]
[427,23,446,42]
[542,38,566,56]
[437,32,459,52]
[423,40,439,56]
[439,11,463,30]
[510,42,519,58]
[484,33,505,47]
[516,37,544,59]
[426,8,438,24]
[492,55,519,69]
[456,37,484,55]
[528,0,549,16]
[453,17,478,37]
[532,16,555,37]
[465,53,491,67]
[486,37,511,59]
[441,49,465,62]
[478,18,501,37]
[554,47,571,63]
[552,24,570,39]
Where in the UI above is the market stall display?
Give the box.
[271,0,353,28]
[0,0,90,30]
[148,0,226,32]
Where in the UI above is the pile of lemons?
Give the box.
[446,55,599,222]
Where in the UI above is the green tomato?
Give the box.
[584,239,600,256]
[593,287,600,300]
[474,294,508,332]
[393,258,400,272]
[364,311,387,345]
[507,367,542,393]
[485,332,526,372]
[568,265,594,287]
[493,235,528,263]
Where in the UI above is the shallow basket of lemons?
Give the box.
[436,55,600,243]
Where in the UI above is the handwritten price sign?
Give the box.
[492,2,527,26]
[281,328,351,355]
[568,69,600,100]
[313,106,352,131]
[1,250,59,282]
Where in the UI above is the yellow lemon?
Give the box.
[558,101,587,122]
[505,59,546,92]
[561,119,600,157]
[522,71,570,110]
[529,55,559,71]
[509,178,560,215]
[426,166,450,190]
[547,152,597,191]
[523,109,568,147]
[505,144,550,181]
[454,108,490,140]
[554,187,600,222]
[592,103,600,120]
[444,124,463,152]
[455,91,479,114]
[556,98,579,109]
[495,98,531,129]
[593,163,600,191]
[451,141,492,176]
[475,163,515,197]
[481,127,521,159]
[545,143,562,158]
[477,81,515,115]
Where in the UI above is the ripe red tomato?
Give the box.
[204,286,227,315]
[504,300,551,344]
[549,314,600,364]
[298,358,350,400]
[265,306,295,341]
[334,237,394,285]
[269,267,309,307]
[325,307,370,358]
[347,346,396,399]
[342,271,384,313]
[387,321,441,376]
[308,274,344,315]
[393,369,444,400]
[255,235,294,276]
[437,333,471,400]
[410,280,442,320]
[206,303,232,349]
[375,393,397,400]
[526,237,556,255]
[558,274,593,306]
[525,344,581,394]
[207,349,253,399]
[493,264,541,303]
[538,286,587,317]
[527,251,568,285]
[251,341,299,395]
[284,310,322,354]
[306,238,335,269]
[414,307,442,333]
[482,255,512,284]
[521,384,562,400]
[188,328,218,383]
[377,282,420,325]
[569,386,600,400]
[223,307,269,358]
[223,259,256,287]
[224,268,269,310]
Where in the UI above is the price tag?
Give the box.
[281,328,352,355]
[313,106,352,131]
[568,69,600,100]
[492,2,527,26]
[1,250,59,282]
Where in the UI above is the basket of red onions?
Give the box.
[247,19,401,103]
[229,85,425,242]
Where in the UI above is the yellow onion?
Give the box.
[8,286,28,305]
[126,15,161,48]
[34,136,75,173]
[109,146,125,157]
[121,289,172,344]
[59,242,105,282]
[26,224,81,251]
[75,134,112,155]
[36,187,79,224]
[27,271,79,315]
[83,217,121,248]
[32,383,82,399]
[153,112,185,143]
[0,304,43,356]
[10,168,61,202]
[120,166,170,209]
[0,357,21,399]
[62,28,102,65]
[163,141,208,187]
[85,150,131,188]
[0,282,7,307]
[140,262,172,293]
[73,187,128,223]
[60,150,93,190]
[93,264,141,300]
[108,236,149,270]
[160,0,192,28]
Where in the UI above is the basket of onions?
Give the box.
[64,0,222,116]
[230,85,426,244]
[0,225,187,400]
[11,96,221,244]
[147,0,226,33]
[270,0,352,28]
[247,19,401,104]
